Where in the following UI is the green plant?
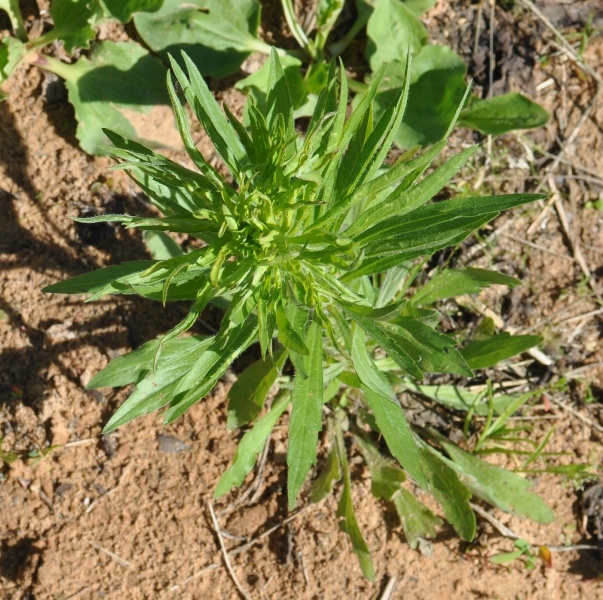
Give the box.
[1,0,548,156]
[239,0,549,147]
[44,50,554,579]
[489,538,539,570]
[0,435,18,467]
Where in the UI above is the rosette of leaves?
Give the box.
[45,50,554,579]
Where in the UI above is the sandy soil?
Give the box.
[1,1,603,599]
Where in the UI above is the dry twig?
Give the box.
[207,500,254,600]
[86,539,131,569]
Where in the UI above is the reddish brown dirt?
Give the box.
[1,1,603,599]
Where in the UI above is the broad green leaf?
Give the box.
[437,436,554,523]
[287,314,324,508]
[142,230,183,260]
[214,393,290,497]
[134,0,269,78]
[459,93,549,135]
[49,0,96,52]
[412,268,520,305]
[42,260,155,297]
[390,45,467,148]
[336,424,375,580]
[0,36,25,90]
[101,0,163,23]
[401,0,437,15]
[461,333,542,370]
[226,348,288,430]
[365,0,427,71]
[89,336,205,388]
[419,445,476,540]
[39,41,174,155]
[0,0,26,40]
[393,488,442,549]
[102,336,213,432]
[164,318,259,423]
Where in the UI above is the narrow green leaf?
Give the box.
[164,318,258,423]
[394,318,473,377]
[266,48,294,138]
[345,146,477,238]
[352,193,546,247]
[352,314,422,379]
[412,268,520,306]
[102,336,213,432]
[352,324,428,490]
[404,382,526,417]
[227,348,288,430]
[276,307,309,356]
[356,434,406,501]
[42,260,155,297]
[436,433,554,523]
[335,422,375,580]
[89,336,204,389]
[287,314,324,508]
[461,333,542,370]
[419,444,476,540]
[351,327,398,404]
[214,393,290,497]
[169,52,249,176]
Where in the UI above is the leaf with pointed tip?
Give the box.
[215,393,290,497]
[419,444,476,540]
[163,318,258,423]
[227,348,288,430]
[102,336,213,432]
[287,314,324,508]
[437,435,554,523]
[42,261,155,298]
[412,268,520,306]
[461,333,542,370]
[459,93,549,135]
[336,425,375,581]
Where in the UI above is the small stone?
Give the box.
[157,434,190,454]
